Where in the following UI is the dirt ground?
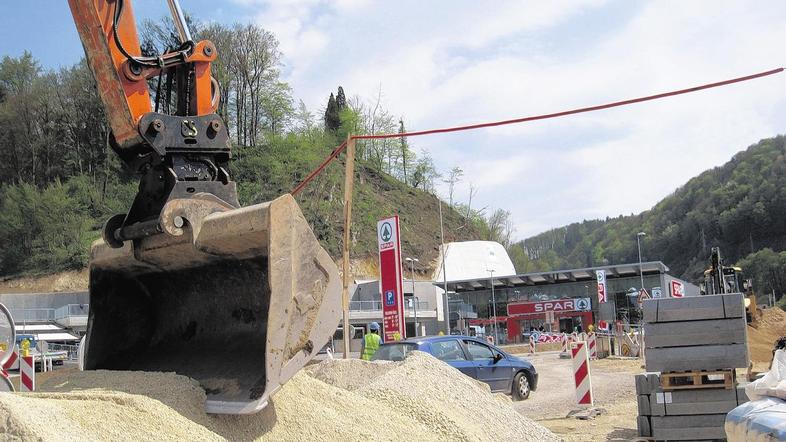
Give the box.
[511,351,642,442]
[747,307,786,372]
[0,270,88,294]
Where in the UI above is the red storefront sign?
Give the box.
[378,216,405,341]
[596,270,607,303]
[507,298,592,315]
[670,280,685,298]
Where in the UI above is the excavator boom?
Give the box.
[67,0,341,414]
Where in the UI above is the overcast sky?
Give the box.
[4,1,786,239]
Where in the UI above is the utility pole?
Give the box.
[637,232,646,292]
[439,200,450,334]
[341,135,356,358]
[405,257,419,336]
[488,269,498,344]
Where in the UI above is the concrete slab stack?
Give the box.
[636,379,749,439]
[636,294,750,440]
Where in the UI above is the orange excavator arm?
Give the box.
[68,0,217,149]
[68,0,150,149]
[65,0,342,415]
[68,0,233,242]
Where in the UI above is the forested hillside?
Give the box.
[0,19,489,278]
[509,136,786,293]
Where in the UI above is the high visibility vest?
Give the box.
[361,333,381,360]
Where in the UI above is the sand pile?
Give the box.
[311,352,557,441]
[0,352,557,441]
[748,307,786,369]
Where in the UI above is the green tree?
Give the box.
[324,93,340,132]
[398,119,410,184]
[737,248,786,300]
[336,86,346,111]
[443,166,463,206]
[260,81,294,133]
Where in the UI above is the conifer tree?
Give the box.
[324,92,340,131]
[336,86,346,111]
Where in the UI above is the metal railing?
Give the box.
[349,300,430,311]
[48,343,81,361]
[349,300,382,311]
[8,304,89,325]
[11,308,55,322]
[405,300,430,310]
[54,304,89,321]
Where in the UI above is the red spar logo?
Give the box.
[534,300,575,312]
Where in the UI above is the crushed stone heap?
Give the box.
[0,351,558,441]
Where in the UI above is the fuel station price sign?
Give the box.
[377,216,405,341]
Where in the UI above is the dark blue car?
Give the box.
[371,335,537,400]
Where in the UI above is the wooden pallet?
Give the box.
[660,369,734,390]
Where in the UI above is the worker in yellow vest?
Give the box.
[360,322,383,360]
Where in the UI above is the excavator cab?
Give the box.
[68,0,341,413]
[702,247,758,325]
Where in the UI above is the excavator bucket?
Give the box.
[82,194,342,414]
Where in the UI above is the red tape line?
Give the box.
[291,68,783,195]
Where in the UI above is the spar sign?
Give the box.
[508,298,592,315]
[378,216,406,341]
[595,270,607,303]
[670,280,685,298]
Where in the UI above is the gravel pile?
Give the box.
[0,352,558,441]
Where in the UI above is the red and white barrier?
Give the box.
[561,333,570,353]
[19,355,34,392]
[529,335,536,354]
[588,333,597,360]
[571,341,593,406]
[536,334,563,343]
[1,344,18,378]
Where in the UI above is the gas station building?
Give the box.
[442,261,698,344]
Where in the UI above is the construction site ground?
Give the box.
[508,351,641,441]
[4,354,644,441]
[4,323,785,441]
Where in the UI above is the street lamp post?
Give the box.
[413,296,419,337]
[636,232,647,359]
[488,269,499,344]
[637,232,646,292]
[405,257,419,336]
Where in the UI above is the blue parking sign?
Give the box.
[385,290,395,306]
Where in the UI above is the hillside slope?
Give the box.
[513,135,786,280]
[295,162,480,273]
[0,159,479,283]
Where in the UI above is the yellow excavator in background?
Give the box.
[67,0,341,414]
[703,247,759,324]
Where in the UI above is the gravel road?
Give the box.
[510,351,642,441]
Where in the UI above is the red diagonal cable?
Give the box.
[291,67,783,195]
[291,140,348,196]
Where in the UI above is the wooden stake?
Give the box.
[342,134,356,359]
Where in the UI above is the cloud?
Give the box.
[238,0,786,239]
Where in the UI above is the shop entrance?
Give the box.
[559,317,576,333]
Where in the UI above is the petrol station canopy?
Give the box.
[440,261,669,293]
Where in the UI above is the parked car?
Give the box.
[371,335,537,400]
